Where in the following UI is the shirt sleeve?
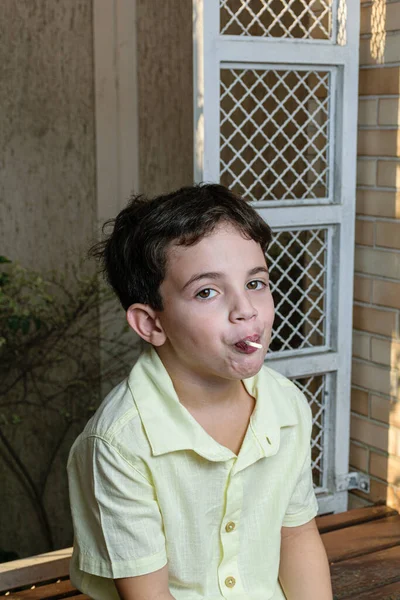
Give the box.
[282,390,319,528]
[67,435,167,579]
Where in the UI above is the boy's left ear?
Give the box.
[126,304,166,346]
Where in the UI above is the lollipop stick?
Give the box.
[244,340,262,349]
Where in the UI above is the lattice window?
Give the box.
[292,374,327,488]
[197,0,359,514]
[267,228,328,354]
[220,0,333,40]
[220,68,331,202]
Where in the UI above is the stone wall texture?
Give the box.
[136,0,194,196]
[0,0,96,275]
[349,0,400,510]
[0,0,96,558]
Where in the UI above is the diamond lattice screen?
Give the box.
[267,228,328,353]
[220,0,333,40]
[220,68,331,202]
[292,374,327,488]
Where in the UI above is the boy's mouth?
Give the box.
[234,335,262,353]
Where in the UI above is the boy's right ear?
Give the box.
[126,304,167,347]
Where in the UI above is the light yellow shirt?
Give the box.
[67,346,318,600]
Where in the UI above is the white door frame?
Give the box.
[193,0,360,514]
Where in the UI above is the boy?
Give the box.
[67,184,332,600]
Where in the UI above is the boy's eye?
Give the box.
[196,288,217,300]
[247,279,266,291]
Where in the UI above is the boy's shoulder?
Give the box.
[68,375,149,463]
[256,364,312,427]
[260,364,296,387]
[84,378,139,440]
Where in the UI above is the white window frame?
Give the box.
[193,0,360,514]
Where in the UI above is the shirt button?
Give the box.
[225,521,236,533]
[225,576,236,588]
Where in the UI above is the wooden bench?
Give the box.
[1,506,399,599]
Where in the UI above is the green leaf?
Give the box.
[21,318,30,335]
[7,316,21,332]
[0,256,11,264]
[0,273,10,287]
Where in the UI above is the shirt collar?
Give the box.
[128,346,298,462]
[243,366,298,460]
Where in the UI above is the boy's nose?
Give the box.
[229,294,258,322]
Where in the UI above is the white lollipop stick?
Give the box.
[244,340,262,349]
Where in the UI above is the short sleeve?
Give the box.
[67,436,167,579]
[282,392,319,527]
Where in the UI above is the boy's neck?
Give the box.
[155,348,247,411]
[172,373,248,413]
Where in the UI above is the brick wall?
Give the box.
[350,0,400,510]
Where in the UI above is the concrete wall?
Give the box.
[136,0,194,195]
[349,0,400,510]
[0,0,194,560]
[0,0,96,275]
[0,0,96,558]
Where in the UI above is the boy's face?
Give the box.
[155,222,274,383]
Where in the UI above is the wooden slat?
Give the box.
[4,579,76,599]
[330,545,400,599]
[0,548,72,593]
[317,505,398,534]
[322,514,400,563]
[1,507,399,598]
[349,580,400,600]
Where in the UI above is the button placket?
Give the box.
[218,464,244,595]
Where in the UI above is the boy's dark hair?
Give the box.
[90,184,272,311]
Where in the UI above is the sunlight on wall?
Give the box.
[193,0,204,182]
[390,44,400,505]
[337,0,347,46]
[389,285,400,509]
[370,0,386,63]
[388,90,400,506]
